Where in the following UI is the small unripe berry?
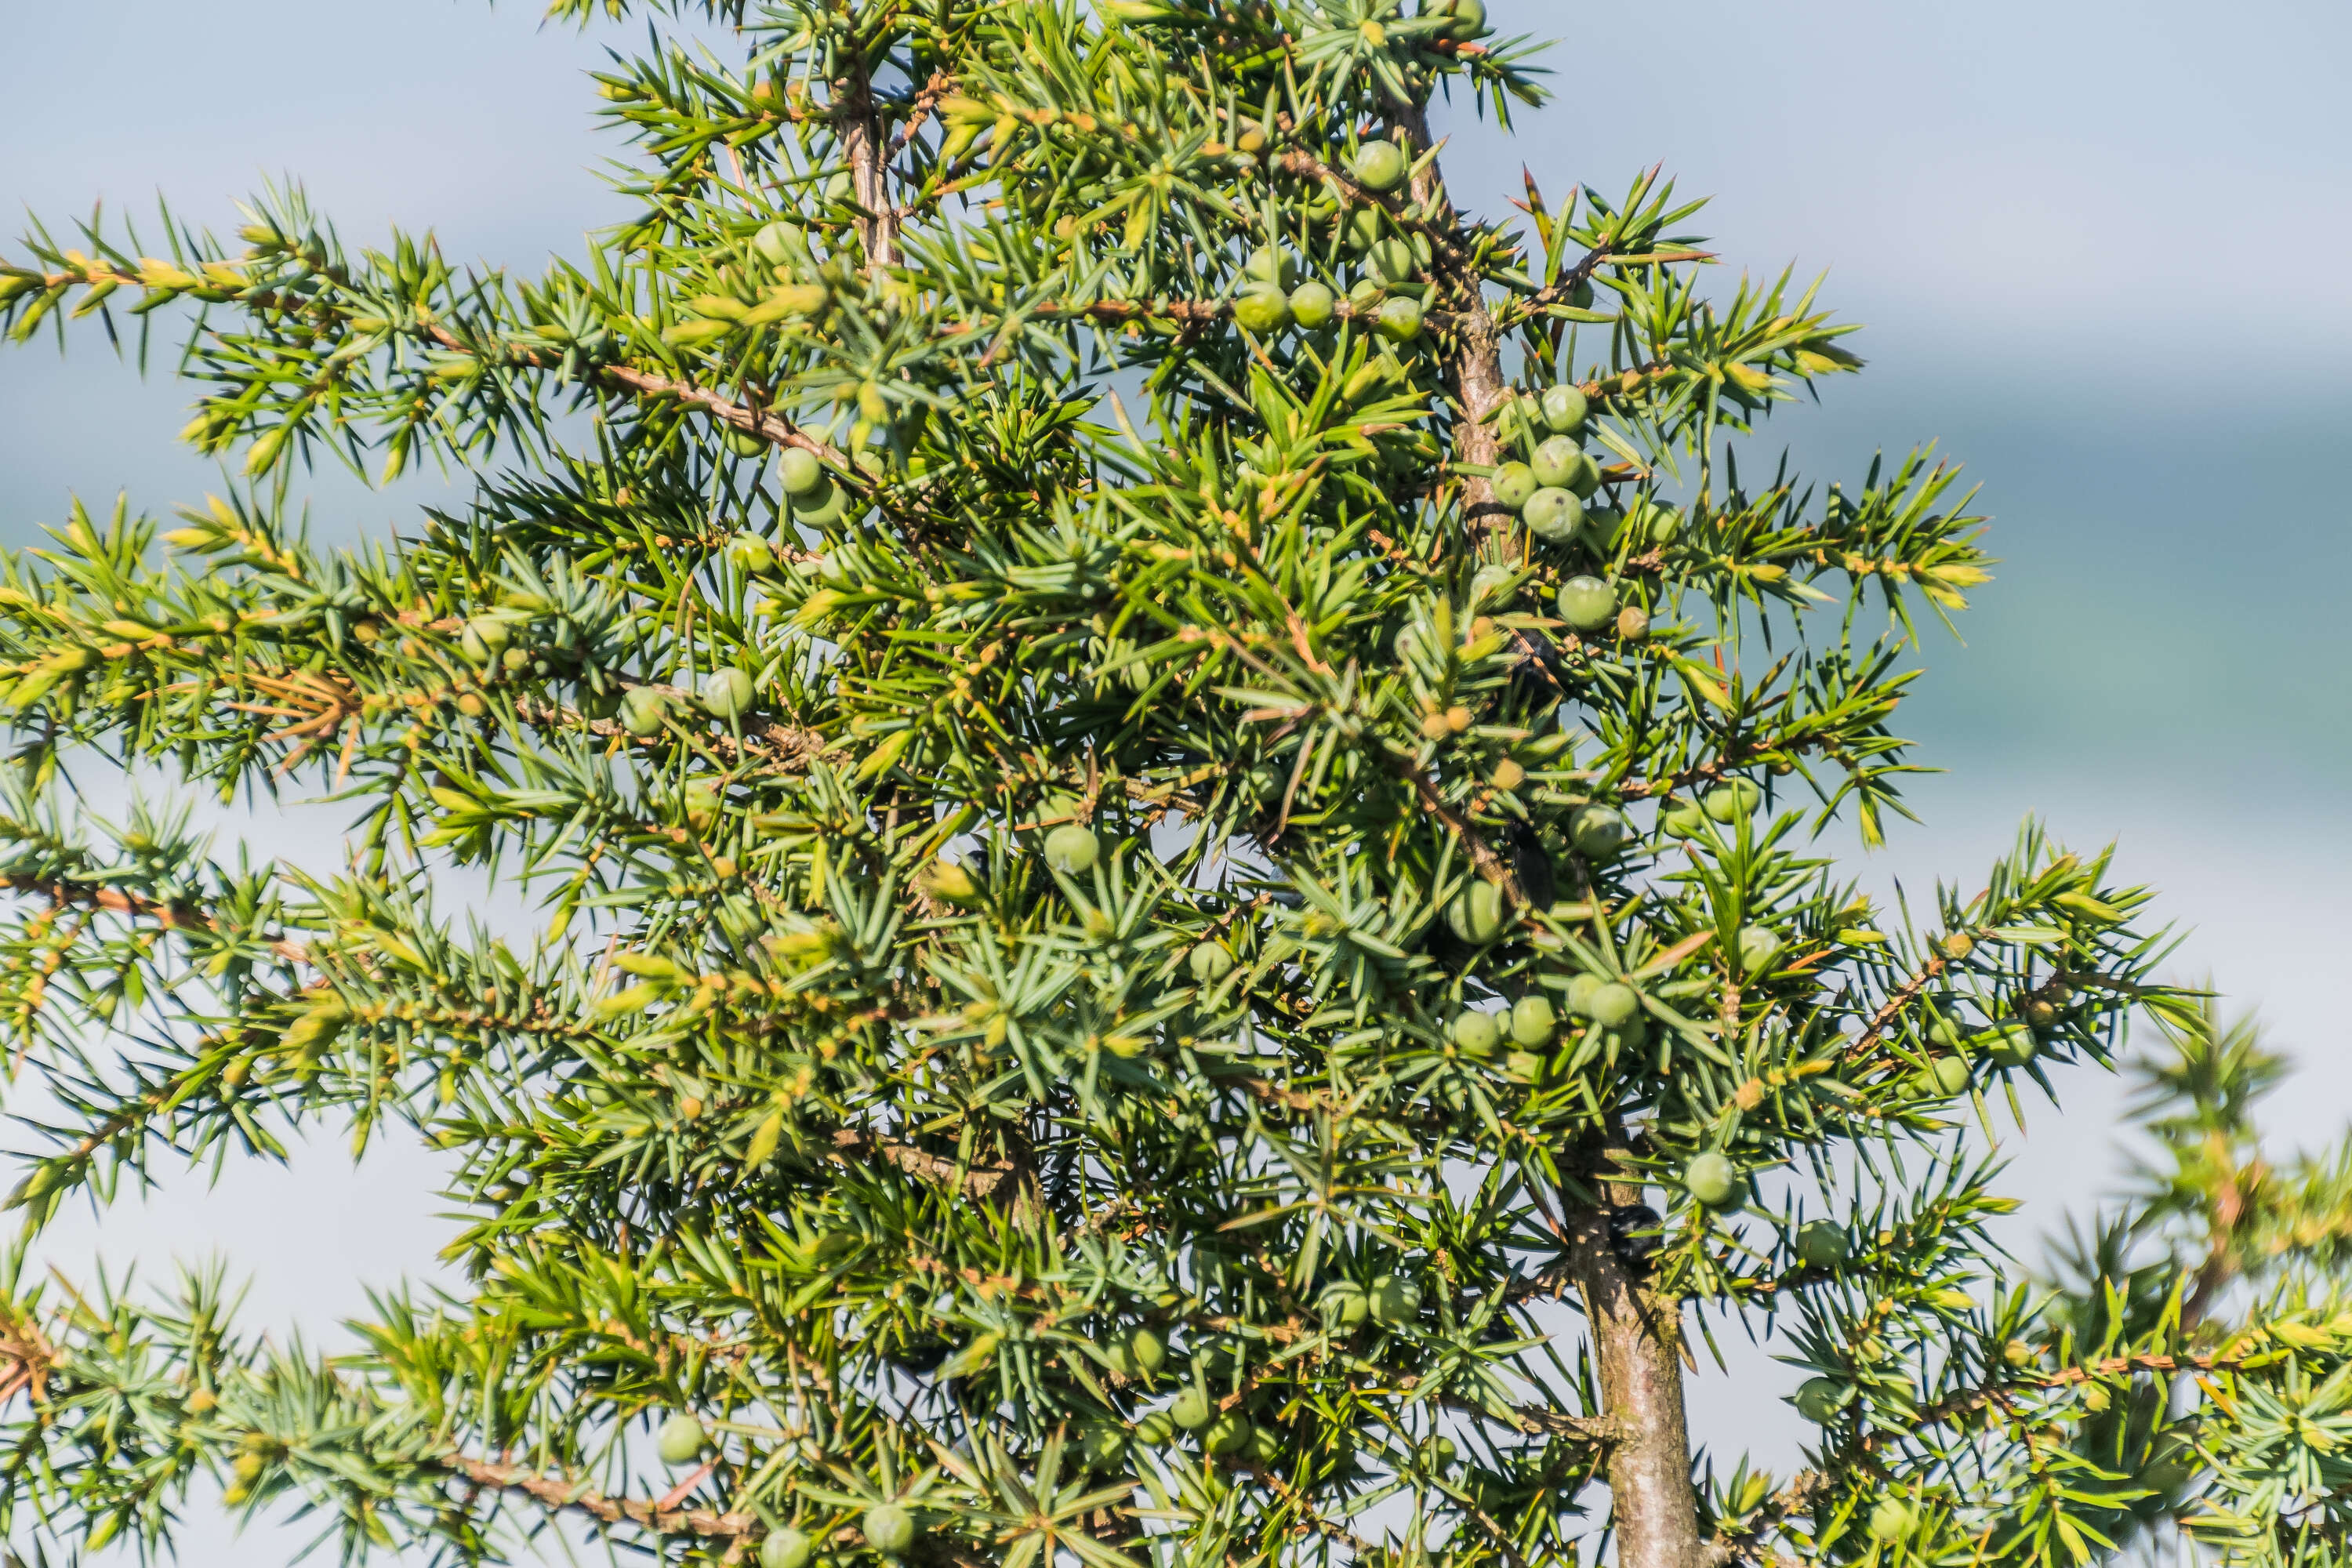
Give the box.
[1523,487,1584,543]
[1189,942,1236,983]
[752,220,803,266]
[1375,295,1424,343]
[1446,880,1508,944]
[1920,1056,1972,1098]
[862,1503,916,1557]
[1556,575,1617,633]
[1318,1279,1370,1327]
[1104,1324,1167,1378]
[791,481,846,529]
[702,668,756,718]
[1736,924,1782,974]
[761,1529,814,1568]
[1987,1023,2038,1069]
[1369,1272,1422,1324]
[1077,1422,1129,1472]
[1433,0,1487,39]
[1043,823,1100,875]
[1530,436,1581,488]
[1570,804,1629,858]
[1170,1386,1214,1431]
[1243,245,1298,289]
[655,1414,706,1466]
[1204,1410,1254,1456]
[1795,1221,1849,1269]
[1683,1152,1741,1210]
[1368,236,1417,283]
[1350,140,1408,192]
[1867,1500,1915,1541]
[1703,779,1762,822]
[619,686,672,738]
[728,534,776,575]
[1470,562,1516,608]
[1660,798,1708,839]
[1232,284,1292,335]
[1540,383,1588,434]
[1564,973,1602,1015]
[1451,1010,1501,1056]
[778,448,825,496]
[1793,1375,1849,1424]
[1509,993,1558,1046]
[1491,462,1537,512]
[1288,279,1336,328]
[460,616,513,665]
[1586,982,1640,1029]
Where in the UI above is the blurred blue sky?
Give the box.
[3,0,2349,1554]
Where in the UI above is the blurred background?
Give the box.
[2,0,2347,1558]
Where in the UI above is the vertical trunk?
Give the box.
[1566,1171,1704,1568]
[1394,103,1514,553]
[839,69,902,273]
[1397,85,1700,1568]
[1448,307,1512,544]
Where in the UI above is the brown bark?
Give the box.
[423,320,849,465]
[1382,746,1524,905]
[829,1127,1021,1200]
[1392,103,1515,554]
[839,64,902,273]
[0,871,310,964]
[1565,1161,1704,1568]
[1449,307,1512,543]
[597,364,848,465]
[1382,113,1701,1563]
[448,1454,753,1538]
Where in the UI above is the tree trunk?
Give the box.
[1403,107,1703,1563]
[1394,103,1515,553]
[840,64,902,273]
[1566,1171,1704,1568]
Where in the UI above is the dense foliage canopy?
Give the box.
[0,5,2346,1568]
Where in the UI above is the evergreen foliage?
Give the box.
[0,5,2341,1568]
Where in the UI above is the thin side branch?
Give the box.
[446,1455,754,1539]
[828,1127,1021,1200]
[0,871,308,965]
[1381,748,1524,906]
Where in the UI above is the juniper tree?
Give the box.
[0,4,2346,1568]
